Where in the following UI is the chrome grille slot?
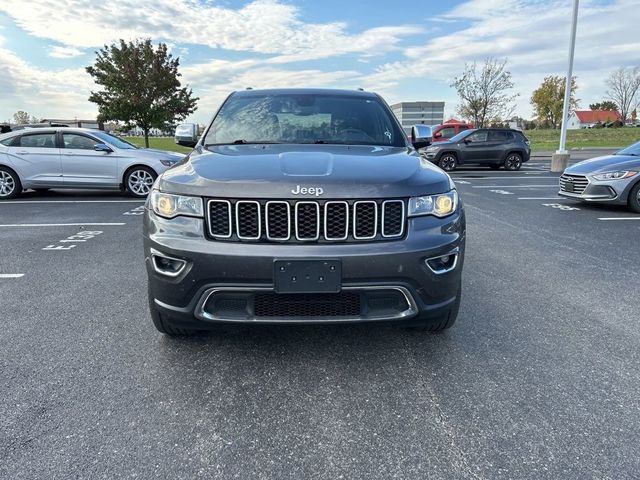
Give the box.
[381,200,404,237]
[235,201,261,240]
[295,201,320,241]
[324,201,349,240]
[353,201,377,240]
[207,200,232,238]
[560,174,589,194]
[207,198,405,243]
[265,201,290,240]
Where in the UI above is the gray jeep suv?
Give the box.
[143,88,465,335]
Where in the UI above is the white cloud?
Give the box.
[0,47,96,120]
[366,0,640,117]
[49,45,84,58]
[0,0,420,61]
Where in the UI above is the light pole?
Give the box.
[551,0,579,173]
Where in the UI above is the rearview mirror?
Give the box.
[175,123,198,148]
[94,143,113,153]
[411,125,432,149]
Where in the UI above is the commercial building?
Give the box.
[390,101,445,135]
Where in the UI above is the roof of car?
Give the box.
[231,88,378,98]
[2,126,102,136]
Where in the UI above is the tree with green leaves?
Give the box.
[589,100,618,111]
[86,39,198,147]
[530,75,579,129]
[451,58,518,128]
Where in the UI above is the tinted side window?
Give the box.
[458,125,469,132]
[19,133,56,148]
[63,133,100,150]
[0,137,13,146]
[467,131,488,142]
[488,131,508,141]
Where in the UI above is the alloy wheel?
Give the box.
[128,170,155,196]
[0,171,16,197]
[439,155,457,172]
[505,154,522,170]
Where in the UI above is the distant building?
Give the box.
[567,110,621,129]
[390,101,445,135]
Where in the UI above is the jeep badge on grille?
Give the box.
[291,185,324,196]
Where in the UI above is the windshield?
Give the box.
[93,131,138,150]
[204,92,407,147]
[448,129,475,143]
[615,141,640,156]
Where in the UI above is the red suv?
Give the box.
[431,121,474,143]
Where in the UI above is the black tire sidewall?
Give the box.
[629,182,640,213]
[504,153,523,171]
[125,166,156,198]
[0,167,22,199]
[439,154,457,172]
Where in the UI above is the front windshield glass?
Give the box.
[93,131,138,149]
[204,93,407,147]
[615,141,640,156]
[448,129,475,143]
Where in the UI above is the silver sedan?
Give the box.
[0,127,185,199]
[559,141,640,213]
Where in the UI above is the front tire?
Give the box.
[125,166,156,198]
[0,167,21,200]
[438,154,458,172]
[504,153,523,171]
[628,182,640,213]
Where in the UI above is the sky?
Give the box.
[0,0,638,125]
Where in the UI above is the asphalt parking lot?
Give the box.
[1,152,639,479]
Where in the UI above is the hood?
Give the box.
[565,154,640,175]
[129,148,185,161]
[157,144,452,199]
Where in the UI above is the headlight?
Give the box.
[160,159,177,167]
[426,145,440,151]
[408,190,458,218]
[149,190,203,219]
[592,171,637,181]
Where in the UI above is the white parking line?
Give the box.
[598,217,640,221]
[0,223,126,227]
[0,200,144,204]
[0,273,24,278]
[472,185,558,188]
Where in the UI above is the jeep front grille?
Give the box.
[559,174,589,194]
[206,198,405,243]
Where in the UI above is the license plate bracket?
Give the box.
[274,260,342,293]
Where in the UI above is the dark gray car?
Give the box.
[143,88,465,336]
[422,128,531,171]
[559,141,640,212]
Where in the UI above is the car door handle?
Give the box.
[15,150,28,155]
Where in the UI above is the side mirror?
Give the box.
[175,123,198,148]
[94,143,113,153]
[410,125,433,149]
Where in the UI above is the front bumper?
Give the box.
[558,176,634,204]
[144,208,465,326]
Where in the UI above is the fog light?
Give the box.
[425,251,458,274]
[151,250,187,277]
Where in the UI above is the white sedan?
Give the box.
[0,127,185,199]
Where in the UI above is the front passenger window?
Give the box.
[63,134,100,150]
[467,131,487,143]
